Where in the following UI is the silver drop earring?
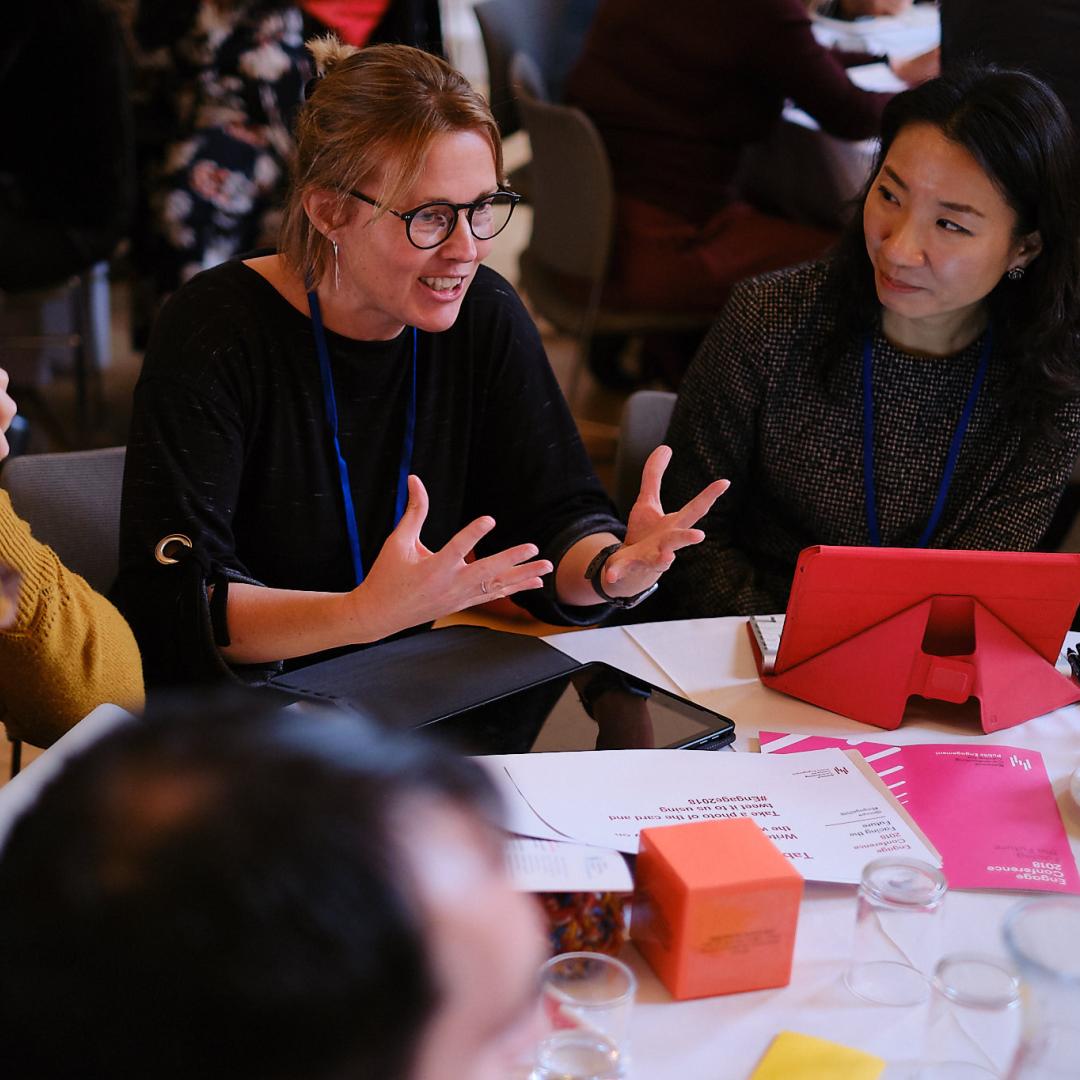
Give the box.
[332,239,340,290]
[1006,266,1025,281]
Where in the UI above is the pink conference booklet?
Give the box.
[760,731,1079,893]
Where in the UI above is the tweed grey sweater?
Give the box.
[658,261,1080,617]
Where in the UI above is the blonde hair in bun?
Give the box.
[306,34,360,78]
[280,39,504,288]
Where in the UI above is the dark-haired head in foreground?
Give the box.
[0,698,546,1079]
[827,65,1080,439]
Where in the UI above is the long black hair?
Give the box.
[824,65,1080,439]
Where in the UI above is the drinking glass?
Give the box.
[885,953,1021,1079]
[845,856,947,1006]
[1003,896,1080,1079]
[530,951,636,1080]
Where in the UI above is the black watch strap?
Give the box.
[583,542,659,609]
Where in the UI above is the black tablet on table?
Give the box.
[269,625,735,755]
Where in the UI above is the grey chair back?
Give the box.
[0,446,126,594]
[475,0,552,137]
[613,391,677,517]
[475,0,599,137]
[512,50,614,289]
[512,49,711,411]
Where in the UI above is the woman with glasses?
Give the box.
[115,40,727,687]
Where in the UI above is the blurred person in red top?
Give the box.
[565,0,936,336]
[299,0,443,54]
[814,0,913,16]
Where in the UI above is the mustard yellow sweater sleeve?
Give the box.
[0,490,144,746]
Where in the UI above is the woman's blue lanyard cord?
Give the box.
[862,325,992,549]
[307,290,417,586]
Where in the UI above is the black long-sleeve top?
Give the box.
[657,261,1080,618]
[115,260,622,687]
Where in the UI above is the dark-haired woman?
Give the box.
[657,67,1080,618]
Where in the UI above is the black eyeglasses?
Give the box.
[349,189,521,250]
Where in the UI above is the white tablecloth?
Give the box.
[545,618,1080,1078]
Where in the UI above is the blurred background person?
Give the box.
[565,0,936,387]
[300,0,395,44]
[127,0,311,344]
[0,698,547,1080]
[813,0,914,17]
[125,0,451,345]
[299,0,443,54]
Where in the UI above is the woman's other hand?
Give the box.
[0,369,21,628]
[890,46,940,87]
[837,0,912,16]
[603,446,729,600]
[0,369,16,462]
[351,474,553,640]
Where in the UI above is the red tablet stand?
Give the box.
[748,548,1080,733]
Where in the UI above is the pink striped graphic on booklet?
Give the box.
[760,732,1079,893]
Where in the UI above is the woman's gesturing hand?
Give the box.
[351,474,552,641]
[602,446,729,599]
[0,369,16,462]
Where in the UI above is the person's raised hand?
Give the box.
[838,0,911,16]
[350,474,553,641]
[0,369,16,462]
[890,46,940,86]
[601,446,728,600]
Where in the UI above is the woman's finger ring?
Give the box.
[480,579,489,594]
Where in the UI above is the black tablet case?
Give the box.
[269,625,580,731]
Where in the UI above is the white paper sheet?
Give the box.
[541,625,681,693]
[811,3,940,57]
[622,618,751,696]
[847,61,909,94]
[505,837,633,893]
[479,748,939,885]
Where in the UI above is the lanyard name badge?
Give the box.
[862,326,991,548]
[307,290,417,586]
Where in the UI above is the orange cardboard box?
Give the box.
[631,818,803,1000]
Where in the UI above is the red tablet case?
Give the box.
[747,547,1080,732]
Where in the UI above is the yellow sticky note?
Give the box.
[749,1032,885,1080]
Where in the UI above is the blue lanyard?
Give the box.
[862,326,991,548]
[307,290,417,586]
